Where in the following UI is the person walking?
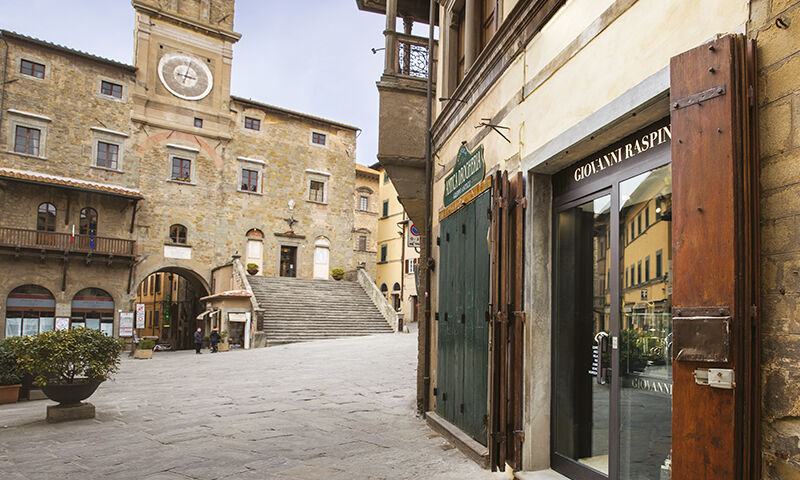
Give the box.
[209,328,220,353]
[194,327,203,354]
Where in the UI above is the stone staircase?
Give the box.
[247,276,394,346]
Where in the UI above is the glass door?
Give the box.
[552,164,672,480]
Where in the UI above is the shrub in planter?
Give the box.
[246,263,259,274]
[0,338,24,404]
[137,339,156,350]
[331,268,345,280]
[18,328,124,405]
[134,338,155,359]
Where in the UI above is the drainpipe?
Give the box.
[422,0,435,416]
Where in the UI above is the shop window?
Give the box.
[20,59,45,79]
[71,288,114,335]
[100,80,123,98]
[5,285,55,337]
[170,157,192,183]
[37,202,56,232]
[14,125,40,155]
[96,141,119,169]
[169,224,187,244]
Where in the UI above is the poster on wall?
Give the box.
[55,317,70,331]
[119,312,134,337]
[135,303,146,329]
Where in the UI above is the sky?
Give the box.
[0,1,391,166]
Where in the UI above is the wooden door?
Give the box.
[670,34,759,480]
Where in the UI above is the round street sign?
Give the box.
[410,224,420,236]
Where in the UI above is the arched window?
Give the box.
[71,288,114,336]
[79,207,98,236]
[169,224,187,244]
[380,283,388,296]
[393,282,401,292]
[245,229,264,239]
[36,203,56,232]
[5,285,55,337]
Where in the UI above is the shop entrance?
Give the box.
[279,246,297,277]
[552,121,672,480]
[134,268,208,350]
[436,188,491,445]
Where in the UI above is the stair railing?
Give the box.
[349,266,402,332]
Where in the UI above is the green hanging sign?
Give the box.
[444,144,485,207]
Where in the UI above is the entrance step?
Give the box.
[247,276,393,346]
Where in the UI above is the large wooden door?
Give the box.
[670,34,759,480]
[436,188,491,444]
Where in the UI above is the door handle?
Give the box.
[595,331,609,385]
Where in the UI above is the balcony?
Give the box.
[0,227,136,260]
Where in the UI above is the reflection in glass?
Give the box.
[618,165,673,479]
[554,195,611,475]
[6,317,22,337]
[22,318,39,336]
[39,317,54,333]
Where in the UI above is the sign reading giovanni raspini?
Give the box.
[444,144,485,207]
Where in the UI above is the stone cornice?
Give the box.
[132,1,242,43]
[431,0,566,151]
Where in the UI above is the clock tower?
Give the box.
[131,0,241,140]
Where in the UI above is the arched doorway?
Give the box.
[313,236,330,279]
[5,285,55,337]
[71,288,114,336]
[134,267,209,350]
[245,229,264,274]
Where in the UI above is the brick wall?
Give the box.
[750,0,800,477]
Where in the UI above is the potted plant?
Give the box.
[218,330,229,352]
[246,263,259,275]
[19,328,124,405]
[0,338,23,404]
[134,338,155,359]
[331,268,345,280]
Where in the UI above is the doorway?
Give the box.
[313,237,330,279]
[280,246,297,277]
[551,122,672,480]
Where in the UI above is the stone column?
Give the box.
[464,0,481,72]
[384,0,398,74]
[402,16,414,75]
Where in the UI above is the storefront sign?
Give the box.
[55,317,70,331]
[119,312,134,337]
[573,124,671,183]
[625,374,673,396]
[444,144,485,207]
[439,176,492,222]
[135,303,145,329]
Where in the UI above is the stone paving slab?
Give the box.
[0,333,508,480]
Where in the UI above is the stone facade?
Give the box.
[750,0,800,477]
[354,164,380,279]
[0,0,364,342]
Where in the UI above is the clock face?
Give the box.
[157,52,213,101]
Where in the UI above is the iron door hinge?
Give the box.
[671,85,726,110]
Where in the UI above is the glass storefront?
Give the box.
[5,285,56,337]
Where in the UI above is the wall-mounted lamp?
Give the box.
[371,47,386,54]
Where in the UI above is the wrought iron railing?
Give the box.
[395,33,430,79]
[0,227,136,257]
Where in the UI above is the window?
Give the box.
[309,180,325,202]
[20,59,45,79]
[37,203,56,232]
[96,141,119,169]
[637,214,642,235]
[382,200,389,217]
[359,196,369,211]
[630,222,635,241]
[194,117,203,128]
[645,256,650,282]
[169,224,187,244]
[171,157,192,182]
[155,275,161,294]
[79,208,98,236]
[244,117,260,131]
[14,125,40,155]
[405,259,417,274]
[630,265,635,287]
[241,168,259,192]
[383,172,390,184]
[645,207,650,228]
[311,132,326,146]
[656,249,663,278]
[380,244,387,262]
[100,80,122,98]
[481,0,497,49]
[637,261,642,285]
[358,235,367,251]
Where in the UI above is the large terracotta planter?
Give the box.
[0,384,21,404]
[133,348,153,359]
[41,379,103,405]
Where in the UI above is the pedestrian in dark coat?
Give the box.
[194,327,203,354]
[209,328,221,353]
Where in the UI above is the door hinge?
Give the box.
[461,224,466,234]
[485,308,490,323]
[436,236,440,246]
[459,403,464,414]
[446,232,450,241]
[444,312,449,322]
[442,392,447,401]
[671,85,726,110]
[433,387,438,396]
[435,312,439,321]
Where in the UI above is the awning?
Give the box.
[0,168,144,199]
[228,312,247,323]
[196,310,219,321]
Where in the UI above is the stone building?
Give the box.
[0,0,368,347]
[375,165,420,321]
[354,164,380,279]
[359,0,800,478]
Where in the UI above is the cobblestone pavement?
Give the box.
[0,331,507,480]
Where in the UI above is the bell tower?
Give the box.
[131,0,241,138]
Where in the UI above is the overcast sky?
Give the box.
[1,1,392,166]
